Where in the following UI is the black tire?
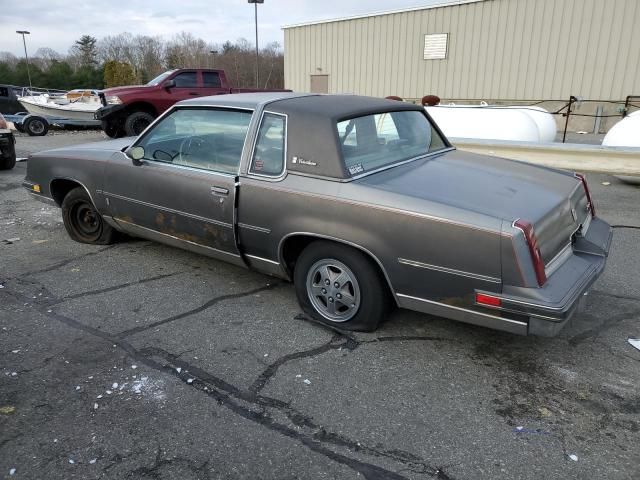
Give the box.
[0,155,16,171]
[61,187,116,245]
[23,116,49,136]
[294,241,391,332]
[102,120,125,139]
[124,111,155,137]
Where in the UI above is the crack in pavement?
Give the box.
[611,225,640,231]
[2,279,453,479]
[47,271,185,306]
[16,245,118,277]
[116,282,284,339]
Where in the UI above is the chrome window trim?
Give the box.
[103,191,233,229]
[398,258,501,283]
[246,110,288,182]
[131,105,255,177]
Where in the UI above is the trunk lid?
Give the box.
[356,149,591,264]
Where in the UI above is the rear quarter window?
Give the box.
[337,110,447,176]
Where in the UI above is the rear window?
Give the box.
[337,110,447,176]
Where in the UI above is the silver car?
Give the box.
[23,92,611,336]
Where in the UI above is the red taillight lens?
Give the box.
[574,173,595,217]
[476,293,502,307]
[514,219,547,287]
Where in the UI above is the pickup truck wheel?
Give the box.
[102,121,125,139]
[124,112,155,137]
[294,241,390,332]
[61,187,116,245]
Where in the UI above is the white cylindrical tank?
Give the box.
[602,113,640,147]
[508,106,557,142]
[426,104,542,142]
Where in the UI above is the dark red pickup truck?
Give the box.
[96,69,289,138]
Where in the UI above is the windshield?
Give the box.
[337,110,448,176]
[146,70,176,86]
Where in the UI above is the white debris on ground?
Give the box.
[568,454,578,461]
[9,468,16,475]
[89,459,97,464]
[628,338,640,352]
[111,382,118,389]
[187,378,194,384]
[176,367,182,373]
[303,379,311,385]
[93,403,98,410]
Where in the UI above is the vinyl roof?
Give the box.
[282,0,488,29]
[178,91,312,110]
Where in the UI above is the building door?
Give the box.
[310,75,329,93]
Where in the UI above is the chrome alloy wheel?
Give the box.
[306,259,361,322]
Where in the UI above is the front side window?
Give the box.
[134,108,252,174]
[173,72,198,88]
[146,70,176,86]
[336,110,447,176]
[250,113,285,176]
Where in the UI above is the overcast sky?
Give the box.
[0,0,446,57]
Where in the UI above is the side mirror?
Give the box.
[164,79,176,90]
[126,146,145,166]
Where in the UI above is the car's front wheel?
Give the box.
[294,241,391,332]
[61,187,116,245]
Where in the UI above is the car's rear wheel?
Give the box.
[61,187,116,245]
[124,111,155,137]
[294,241,391,331]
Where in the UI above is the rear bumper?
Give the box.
[497,217,612,336]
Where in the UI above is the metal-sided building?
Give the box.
[283,0,640,105]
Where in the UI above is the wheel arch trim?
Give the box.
[277,232,399,305]
[49,177,97,207]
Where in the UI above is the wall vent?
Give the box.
[423,33,448,60]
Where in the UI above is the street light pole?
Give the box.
[248,0,264,88]
[209,50,218,68]
[16,30,32,91]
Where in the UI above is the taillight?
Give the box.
[513,219,547,287]
[574,173,595,217]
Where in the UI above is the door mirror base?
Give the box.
[164,79,176,90]
[126,146,145,166]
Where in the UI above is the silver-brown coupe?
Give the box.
[24,92,611,336]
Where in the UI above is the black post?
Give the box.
[562,96,576,144]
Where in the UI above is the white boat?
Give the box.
[18,92,101,121]
[425,102,557,143]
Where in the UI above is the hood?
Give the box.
[357,149,589,263]
[37,137,135,156]
[101,85,146,96]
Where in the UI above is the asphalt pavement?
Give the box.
[1,132,639,480]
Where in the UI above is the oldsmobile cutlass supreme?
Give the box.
[24,92,611,336]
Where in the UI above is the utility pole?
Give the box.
[210,50,218,68]
[248,0,264,88]
[16,30,32,91]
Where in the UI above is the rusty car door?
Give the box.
[103,107,253,257]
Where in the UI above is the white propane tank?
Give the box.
[602,113,640,147]
[426,104,542,142]
[508,106,557,142]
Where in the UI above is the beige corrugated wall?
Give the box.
[284,0,640,101]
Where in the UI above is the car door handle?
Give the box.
[189,92,199,95]
[211,186,229,196]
